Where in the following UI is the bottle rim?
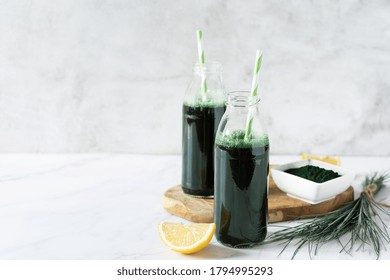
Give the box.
[227,91,260,107]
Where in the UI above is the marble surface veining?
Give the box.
[0,154,389,260]
[0,1,389,155]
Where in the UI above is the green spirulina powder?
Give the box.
[285,165,341,183]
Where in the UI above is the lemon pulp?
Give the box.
[158,222,216,254]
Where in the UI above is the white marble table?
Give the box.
[0,154,389,260]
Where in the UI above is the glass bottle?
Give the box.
[182,61,226,197]
[214,91,270,247]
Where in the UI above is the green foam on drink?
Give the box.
[216,130,269,149]
[184,96,225,108]
[184,101,225,108]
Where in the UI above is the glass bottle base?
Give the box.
[182,186,214,198]
[215,232,266,249]
[216,239,263,249]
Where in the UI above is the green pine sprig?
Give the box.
[263,172,390,259]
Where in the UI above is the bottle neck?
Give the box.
[227,91,260,110]
[184,61,225,107]
[215,91,268,148]
[192,61,223,77]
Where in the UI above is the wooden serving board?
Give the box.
[162,172,354,223]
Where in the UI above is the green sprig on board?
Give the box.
[263,172,390,259]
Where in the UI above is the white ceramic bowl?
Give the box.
[271,159,355,204]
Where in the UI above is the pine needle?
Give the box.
[263,172,390,259]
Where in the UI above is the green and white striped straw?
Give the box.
[196,30,207,99]
[244,49,263,140]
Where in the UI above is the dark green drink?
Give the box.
[182,103,226,197]
[214,131,269,247]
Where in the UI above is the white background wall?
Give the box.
[0,0,389,155]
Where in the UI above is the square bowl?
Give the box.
[271,159,355,204]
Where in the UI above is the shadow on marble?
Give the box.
[187,244,246,259]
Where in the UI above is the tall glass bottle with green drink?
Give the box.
[214,91,269,247]
[182,61,226,197]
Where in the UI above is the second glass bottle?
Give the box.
[182,61,226,197]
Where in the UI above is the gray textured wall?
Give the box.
[0,0,389,155]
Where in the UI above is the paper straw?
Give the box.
[244,50,263,140]
[196,30,207,98]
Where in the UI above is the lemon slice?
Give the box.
[158,222,216,254]
[301,153,340,165]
